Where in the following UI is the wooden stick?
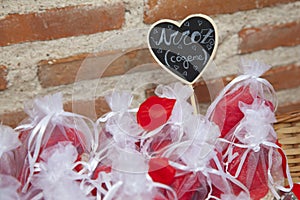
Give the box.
[189,84,198,115]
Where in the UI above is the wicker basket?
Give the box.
[274,110,300,183]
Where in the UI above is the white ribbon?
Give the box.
[168,152,250,200]
[87,173,178,200]
[96,108,138,124]
[267,147,294,199]
[22,113,54,192]
[78,171,114,200]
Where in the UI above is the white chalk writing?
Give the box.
[153,28,214,47]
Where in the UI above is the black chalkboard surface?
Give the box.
[148,14,218,84]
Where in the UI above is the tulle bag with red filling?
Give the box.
[220,99,293,199]
[15,93,95,193]
[206,60,277,140]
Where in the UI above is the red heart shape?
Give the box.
[148,157,176,186]
[137,96,176,131]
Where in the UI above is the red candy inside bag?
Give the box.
[44,127,85,153]
[208,61,277,141]
[210,86,254,138]
[19,126,86,155]
[17,126,87,187]
[137,96,176,131]
[210,85,275,139]
[226,146,270,200]
[172,172,204,200]
[148,157,176,186]
[14,93,94,193]
[205,60,292,200]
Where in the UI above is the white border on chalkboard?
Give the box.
[147,14,219,85]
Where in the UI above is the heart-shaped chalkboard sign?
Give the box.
[148,14,218,84]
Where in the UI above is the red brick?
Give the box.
[38,53,90,87]
[0,110,28,128]
[0,4,124,46]
[144,0,297,24]
[239,21,300,54]
[145,64,300,103]
[0,65,8,90]
[263,64,300,91]
[38,48,157,88]
[64,96,110,121]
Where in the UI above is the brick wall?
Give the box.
[0,0,299,127]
